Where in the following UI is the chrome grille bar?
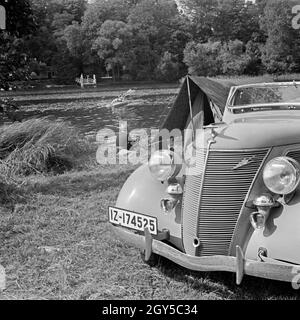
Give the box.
[286,150,300,163]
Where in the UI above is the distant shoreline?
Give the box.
[3,73,300,104]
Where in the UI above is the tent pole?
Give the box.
[186,76,195,143]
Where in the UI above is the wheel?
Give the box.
[140,250,159,267]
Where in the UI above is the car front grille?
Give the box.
[182,148,269,257]
[286,150,300,163]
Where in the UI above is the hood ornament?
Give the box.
[203,124,219,143]
[232,155,258,170]
[203,122,227,143]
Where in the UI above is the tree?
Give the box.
[61,21,99,77]
[183,40,222,76]
[82,0,132,40]
[0,0,36,89]
[57,0,87,22]
[175,0,219,41]
[0,33,30,89]
[0,0,35,37]
[155,51,180,81]
[261,0,300,74]
[176,0,263,43]
[213,0,262,43]
[244,36,264,75]
[184,39,251,76]
[51,0,87,36]
[218,39,250,75]
[128,0,180,51]
[27,0,89,82]
[126,0,187,80]
[93,20,133,80]
[27,0,59,64]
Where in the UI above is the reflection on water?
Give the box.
[0,95,173,137]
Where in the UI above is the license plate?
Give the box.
[108,207,158,235]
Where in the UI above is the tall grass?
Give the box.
[0,118,92,206]
[0,118,91,177]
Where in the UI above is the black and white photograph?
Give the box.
[1,0,300,307]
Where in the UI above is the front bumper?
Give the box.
[111,224,298,285]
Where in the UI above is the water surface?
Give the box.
[0,94,176,138]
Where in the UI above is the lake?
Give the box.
[0,88,178,139]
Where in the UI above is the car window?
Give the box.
[232,85,300,106]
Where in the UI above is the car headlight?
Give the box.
[263,156,300,195]
[148,150,181,181]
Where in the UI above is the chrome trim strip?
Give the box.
[228,102,300,113]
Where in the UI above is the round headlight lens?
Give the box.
[148,150,181,181]
[263,156,300,195]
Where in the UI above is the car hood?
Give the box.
[206,113,300,149]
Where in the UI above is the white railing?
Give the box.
[75,74,97,88]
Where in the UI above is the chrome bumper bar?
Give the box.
[111,225,297,285]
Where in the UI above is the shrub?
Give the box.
[184,39,252,76]
[262,43,296,74]
[121,73,133,81]
[244,40,264,75]
[0,118,90,176]
[155,51,181,82]
[183,40,222,76]
[218,40,250,75]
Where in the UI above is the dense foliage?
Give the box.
[1,0,300,85]
[0,0,36,89]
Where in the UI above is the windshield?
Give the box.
[231,84,300,106]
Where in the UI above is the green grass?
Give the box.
[0,165,300,300]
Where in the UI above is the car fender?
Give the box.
[116,164,183,248]
[245,191,300,264]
